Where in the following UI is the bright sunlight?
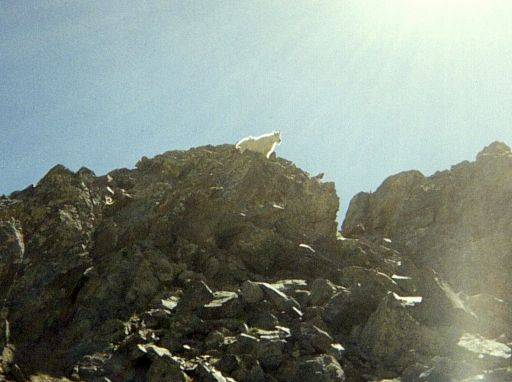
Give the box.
[397,0,491,22]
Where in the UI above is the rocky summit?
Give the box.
[0,143,511,381]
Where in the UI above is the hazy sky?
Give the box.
[2,1,512,220]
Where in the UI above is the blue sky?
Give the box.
[2,1,512,220]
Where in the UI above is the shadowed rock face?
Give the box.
[342,141,512,302]
[0,143,510,381]
[0,145,342,380]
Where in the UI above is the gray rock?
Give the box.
[241,281,264,304]
[304,324,334,354]
[247,310,279,330]
[343,141,512,305]
[291,289,311,306]
[214,354,241,374]
[225,333,259,355]
[244,364,266,382]
[199,291,242,319]
[147,358,186,382]
[359,295,450,371]
[476,141,511,160]
[277,355,345,382]
[328,343,345,361]
[258,282,300,312]
[178,280,215,312]
[308,279,338,306]
[194,363,228,382]
[322,267,400,335]
[3,142,512,381]
[205,330,225,350]
[256,337,286,370]
[401,356,480,382]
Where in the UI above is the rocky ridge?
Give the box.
[0,143,510,381]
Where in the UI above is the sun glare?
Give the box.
[396,0,491,21]
[391,0,494,33]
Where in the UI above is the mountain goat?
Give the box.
[235,131,281,159]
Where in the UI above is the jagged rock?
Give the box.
[401,356,481,381]
[214,354,241,375]
[240,281,264,304]
[276,355,345,382]
[299,323,334,354]
[178,280,215,313]
[244,364,266,382]
[247,309,279,330]
[467,367,512,381]
[455,332,511,368]
[1,143,511,381]
[230,355,266,382]
[224,333,259,355]
[464,293,511,338]
[194,363,227,382]
[255,337,286,370]
[1,345,15,374]
[328,343,345,361]
[359,294,452,373]
[258,282,300,312]
[322,266,402,336]
[292,289,311,306]
[303,325,333,353]
[205,331,225,351]
[138,344,189,382]
[343,141,512,305]
[199,291,242,320]
[476,141,511,160]
[147,358,187,382]
[141,308,172,329]
[308,279,338,306]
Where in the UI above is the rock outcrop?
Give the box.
[343,141,512,309]
[0,143,510,381]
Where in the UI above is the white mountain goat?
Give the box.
[235,131,281,159]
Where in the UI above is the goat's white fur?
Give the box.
[235,131,281,159]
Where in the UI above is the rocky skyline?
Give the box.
[1,142,511,381]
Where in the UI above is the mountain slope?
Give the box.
[0,143,510,381]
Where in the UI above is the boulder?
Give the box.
[240,281,264,304]
[255,337,286,370]
[177,280,215,313]
[258,282,300,312]
[277,355,345,382]
[199,291,242,320]
[308,279,339,307]
[359,295,452,372]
